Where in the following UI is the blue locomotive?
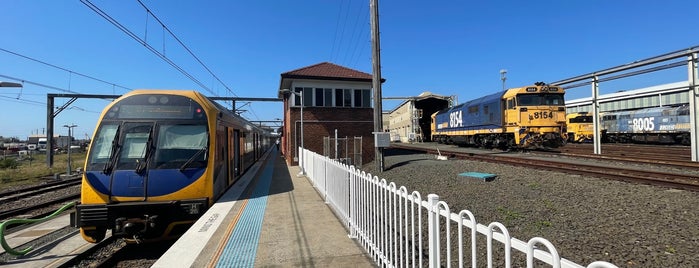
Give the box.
[431,83,567,149]
[601,105,690,145]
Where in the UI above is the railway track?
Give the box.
[0,176,81,222]
[391,143,699,192]
[0,194,80,220]
[559,143,695,167]
[0,177,81,204]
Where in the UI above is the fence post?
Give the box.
[427,194,440,268]
[348,166,356,238]
[323,157,328,203]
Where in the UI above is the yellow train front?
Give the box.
[431,83,567,149]
[73,89,271,243]
[565,112,594,143]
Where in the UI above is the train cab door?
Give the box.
[213,124,228,198]
[110,122,153,202]
[227,128,235,184]
[504,98,518,127]
[233,130,241,178]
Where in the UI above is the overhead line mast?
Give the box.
[370,0,384,172]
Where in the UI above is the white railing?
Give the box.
[299,147,618,268]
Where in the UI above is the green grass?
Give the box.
[0,151,86,192]
[496,206,522,226]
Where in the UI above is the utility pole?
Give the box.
[370,0,384,172]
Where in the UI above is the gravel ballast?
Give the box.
[359,149,699,267]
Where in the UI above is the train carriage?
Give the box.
[431,83,567,149]
[73,89,272,243]
[601,105,690,144]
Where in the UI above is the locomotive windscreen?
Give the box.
[517,93,565,106]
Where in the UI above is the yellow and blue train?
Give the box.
[73,89,273,243]
[431,83,567,149]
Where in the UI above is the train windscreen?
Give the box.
[517,94,565,106]
[86,94,209,172]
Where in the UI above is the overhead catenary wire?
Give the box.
[347,5,370,68]
[135,0,237,97]
[0,74,105,113]
[80,0,216,96]
[332,0,353,63]
[329,1,370,68]
[342,3,368,65]
[0,48,132,93]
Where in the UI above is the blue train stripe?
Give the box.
[214,153,276,267]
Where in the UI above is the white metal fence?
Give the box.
[300,147,618,268]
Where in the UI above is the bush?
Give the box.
[0,158,18,169]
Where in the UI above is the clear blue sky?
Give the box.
[1,0,697,139]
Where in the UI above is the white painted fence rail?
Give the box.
[299,148,618,268]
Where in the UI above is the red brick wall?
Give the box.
[282,105,376,166]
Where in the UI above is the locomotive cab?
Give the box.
[503,84,567,148]
[566,112,594,143]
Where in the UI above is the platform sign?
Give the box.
[373,132,391,148]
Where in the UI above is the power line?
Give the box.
[0,48,132,93]
[346,4,370,67]
[330,0,346,61]
[330,1,370,68]
[0,74,79,94]
[333,0,353,63]
[0,94,100,114]
[80,0,216,96]
[0,73,109,112]
[136,0,237,97]
[0,95,45,107]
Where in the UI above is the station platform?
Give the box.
[153,149,374,267]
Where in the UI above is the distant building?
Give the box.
[278,62,384,166]
[384,92,452,142]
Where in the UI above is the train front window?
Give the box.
[116,123,154,170]
[153,124,208,169]
[517,94,565,106]
[569,116,593,123]
[87,124,119,168]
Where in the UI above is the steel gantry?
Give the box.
[551,46,699,161]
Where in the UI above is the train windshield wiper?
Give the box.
[179,147,207,172]
[135,127,154,174]
[103,125,122,175]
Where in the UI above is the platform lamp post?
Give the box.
[279,89,304,176]
[63,124,77,176]
[500,69,507,91]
